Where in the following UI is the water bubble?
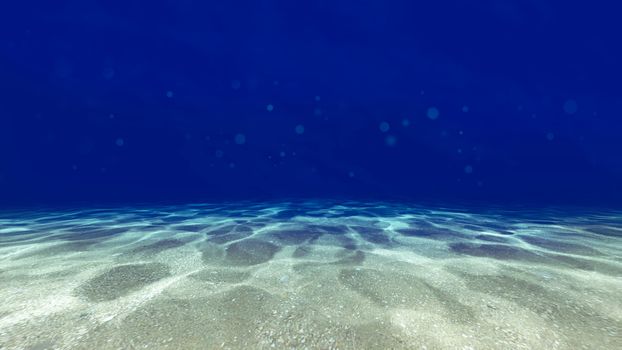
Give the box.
[546,132,555,141]
[102,67,115,80]
[379,122,390,132]
[462,105,469,113]
[314,95,321,102]
[231,80,241,90]
[234,133,246,145]
[115,138,124,147]
[385,135,397,147]
[563,99,578,115]
[464,165,473,174]
[427,107,439,120]
[402,119,410,127]
[295,125,305,134]
[215,150,224,158]
[266,104,274,112]
[348,171,355,178]
[166,90,174,98]
[280,151,286,157]
[54,60,72,79]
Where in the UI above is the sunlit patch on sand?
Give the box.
[0,201,621,349]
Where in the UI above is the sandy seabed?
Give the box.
[0,201,621,349]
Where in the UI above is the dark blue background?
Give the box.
[1,1,621,206]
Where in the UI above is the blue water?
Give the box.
[1,1,621,206]
[1,2,622,349]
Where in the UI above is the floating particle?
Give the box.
[229,163,236,168]
[314,108,323,116]
[385,135,397,147]
[402,119,410,127]
[546,132,555,141]
[246,78,258,90]
[231,80,241,90]
[462,105,469,113]
[266,104,274,112]
[234,133,246,145]
[102,67,115,80]
[379,122,390,133]
[54,60,72,79]
[348,171,355,178]
[166,90,174,98]
[280,151,286,157]
[315,95,321,102]
[464,165,473,174]
[563,99,578,115]
[295,125,305,135]
[215,150,224,158]
[427,107,439,120]
[115,138,124,147]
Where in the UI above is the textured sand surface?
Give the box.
[0,202,621,349]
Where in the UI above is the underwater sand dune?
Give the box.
[0,202,621,349]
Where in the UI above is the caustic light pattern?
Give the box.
[0,202,621,349]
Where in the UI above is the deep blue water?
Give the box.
[1,1,621,207]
